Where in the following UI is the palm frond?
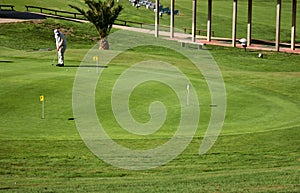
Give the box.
[70,0,123,39]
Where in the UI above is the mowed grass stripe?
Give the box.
[0,127,298,192]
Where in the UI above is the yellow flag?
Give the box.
[93,56,99,61]
[40,95,44,102]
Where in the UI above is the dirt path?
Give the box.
[0,18,33,23]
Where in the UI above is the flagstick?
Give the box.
[40,95,45,119]
[42,100,45,119]
[186,84,190,106]
[96,56,99,73]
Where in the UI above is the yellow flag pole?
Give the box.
[40,95,45,119]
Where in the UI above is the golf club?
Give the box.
[51,53,57,66]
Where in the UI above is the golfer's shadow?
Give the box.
[0,61,14,63]
[63,65,108,68]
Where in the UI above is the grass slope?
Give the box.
[0,7,300,193]
[0,18,99,50]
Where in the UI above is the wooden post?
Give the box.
[291,0,297,50]
[275,0,281,52]
[232,0,237,47]
[170,0,175,38]
[155,0,159,37]
[247,0,252,46]
[207,0,212,41]
[192,0,197,42]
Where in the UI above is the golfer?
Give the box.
[54,29,67,67]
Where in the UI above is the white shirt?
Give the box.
[55,32,67,50]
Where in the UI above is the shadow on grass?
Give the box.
[0,61,14,63]
[0,11,46,19]
[62,65,108,68]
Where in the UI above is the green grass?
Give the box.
[0,4,300,193]
[2,0,300,42]
[0,18,99,50]
[0,0,85,12]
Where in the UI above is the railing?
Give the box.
[0,5,15,11]
[183,27,215,37]
[25,5,145,28]
[114,19,144,28]
[25,5,82,19]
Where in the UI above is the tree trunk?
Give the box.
[99,36,109,50]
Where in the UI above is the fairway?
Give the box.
[1,1,300,192]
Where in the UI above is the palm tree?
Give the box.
[70,0,123,50]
